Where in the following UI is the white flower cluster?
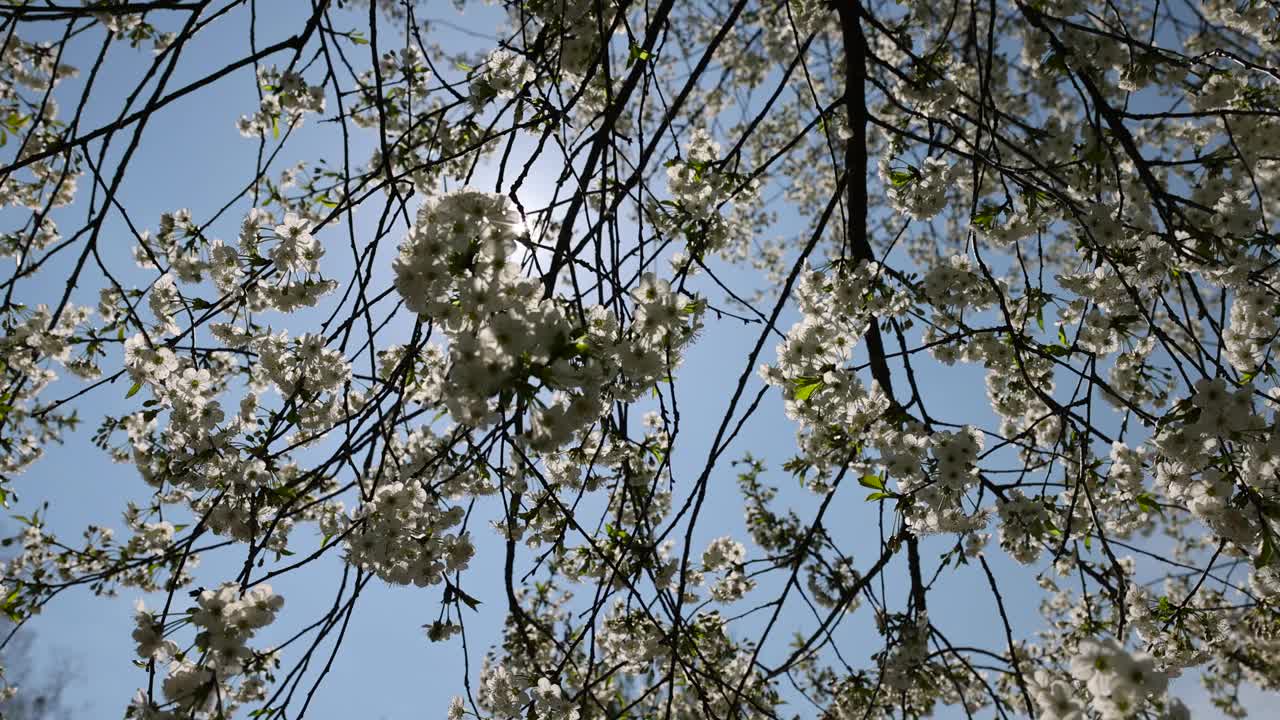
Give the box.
[351,46,432,132]
[524,421,677,583]
[653,128,758,258]
[344,481,474,586]
[129,209,201,280]
[1042,638,1182,720]
[879,613,932,691]
[1,303,92,380]
[702,535,754,602]
[128,584,283,720]
[0,37,80,212]
[805,556,864,611]
[258,211,322,274]
[394,190,702,447]
[996,490,1052,565]
[763,261,1012,544]
[1125,583,1225,670]
[1225,287,1277,373]
[1201,0,1279,51]
[927,329,1061,448]
[472,48,536,108]
[1153,377,1269,548]
[475,663,579,720]
[881,156,958,220]
[331,426,493,585]
[1105,336,1170,410]
[129,207,337,318]
[228,208,337,314]
[1096,441,1153,535]
[237,66,326,138]
[596,602,668,674]
[393,189,525,321]
[115,313,358,557]
[0,303,95,477]
[760,261,905,481]
[253,331,351,398]
[522,0,620,76]
[0,660,13,704]
[896,427,989,536]
[921,254,997,312]
[376,342,449,406]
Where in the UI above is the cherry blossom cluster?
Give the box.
[474,664,579,720]
[518,0,620,77]
[701,535,754,602]
[881,156,959,220]
[237,66,326,138]
[471,49,536,109]
[127,584,284,720]
[759,261,905,482]
[343,480,474,586]
[652,128,760,259]
[1046,638,1182,720]
[5,1,1280,718]
[394,189,703,447]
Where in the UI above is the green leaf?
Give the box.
[1,586,21,622]
[627,43,653,67]
[1135,492,1163,516]
[1083,143,1108,166]
[971,203,1003,231]
[451,584,482,611]
[1023,187,1053,211]
[888,168,916,188]
[865,491,893,502]
[1041,51,1069,75]
[858,474,886,491]
[1257,531,1276,569]
[792,376,824,402]
[126,381,144,398]
[782,456,811,479]
[5,112,29,132]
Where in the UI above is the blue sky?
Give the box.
[4,2,1269,718]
